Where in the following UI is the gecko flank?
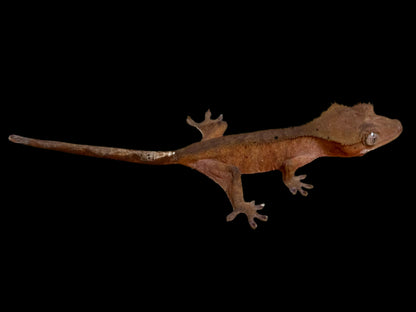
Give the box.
[9,103,402,229]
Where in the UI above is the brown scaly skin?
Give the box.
[9,103,402,229]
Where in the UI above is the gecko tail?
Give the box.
[9,134,29,144]
[8,134,177,165]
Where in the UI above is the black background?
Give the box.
[3,3,414,308]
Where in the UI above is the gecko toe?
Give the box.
[248,213,268,229]
[226,210,240,222]
[255,213,268,222]
[249,219,258,229]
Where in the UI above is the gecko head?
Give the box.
[332,103,402,156]
[356,106,402,155]
[310,103,402,156]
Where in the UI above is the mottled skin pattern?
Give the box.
[9,103,402,229]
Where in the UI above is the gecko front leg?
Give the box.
[281,158,314,196]
[190,159,267,229]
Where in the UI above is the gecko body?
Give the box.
[9,103,402,229]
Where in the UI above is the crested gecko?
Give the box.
[9,103,402,229]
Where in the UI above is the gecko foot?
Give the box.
[186,109,228,141]
[226,201,268,229]
[285,174,314,196]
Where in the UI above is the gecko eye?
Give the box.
[364,132,378,146]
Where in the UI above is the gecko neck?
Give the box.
[318,139,365,158]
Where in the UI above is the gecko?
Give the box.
[9,103,402,229]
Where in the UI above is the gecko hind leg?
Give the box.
[190,159,268,229]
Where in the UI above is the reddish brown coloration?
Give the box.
[9,103,402,229]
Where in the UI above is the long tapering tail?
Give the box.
[8,134,177,165]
